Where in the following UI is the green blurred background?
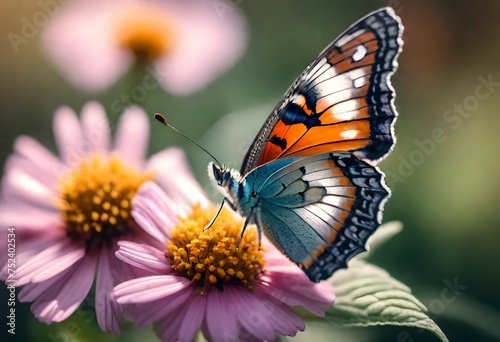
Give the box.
[1,0,500,341]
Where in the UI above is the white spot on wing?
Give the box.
[340,130,359,139]
[312,65,354,101]
[331,99,359,115]
[349,68,366,80]
[334,110,360,121]
[352,45,367,62]
[322,195,345,208]
[353,77,364,88]
[326,187,355,196]
[310,178,347,188]
[312,67,368,111]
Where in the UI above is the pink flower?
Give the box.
[42,0,246,95]
[112,176,335,341]
[0,101,206,333]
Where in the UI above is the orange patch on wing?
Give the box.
[284,120,371,153]
[333,52,376,74]
[258,120,305,164]
[331,198,355,223]
[341,187,357,198]
[285,140,370,157]
[336,177,352,186]
[319,106,370,125]
[258,143,283,166]
[302,257,314,269]
[341,39,379,58]
[312,244,327,259]
[319,158,336,169]
[318,164,345,178]
[327,34,377,64]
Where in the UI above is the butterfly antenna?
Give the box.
[154,113,221,166]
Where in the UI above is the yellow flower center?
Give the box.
[57,154,153,248]
[114,4,175,61]
[167,205,265,294]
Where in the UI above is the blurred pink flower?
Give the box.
[42,0,247,94]
[0,102,206,333]
[112,179,335,342]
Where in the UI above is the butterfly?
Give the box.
[209,7,403,282]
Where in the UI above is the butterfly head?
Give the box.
[209,162,231,187]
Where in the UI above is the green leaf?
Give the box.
[325,260,449,342]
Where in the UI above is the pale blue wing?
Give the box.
[244,152,389,282]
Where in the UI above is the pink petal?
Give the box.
[132,181,179,239]
[179,294,205,342]
[130,286,192,327]
[113,275,190,304]
[145,148,209,208]
[42,0,132,92]
[115,241,169,274]
[95,248,122,333]
[12,135,67,182]
[153,0,247,95]
[131,203,172,242]
[0,234,57,280]
[157,299,190,342]
[229,288,276,341]
[229,287,304,341]
[15,238,85,286]
[252,288,305,336]
[30,254,96,323]
[259,262,335,316]
[0,204,61,232]
[113,107,149,167]
[18,264,74,302]
[204,287,238,341]
[81,101,111,153]
[52,106,85,165]
[2,155,57,200]
[1,163,57,210]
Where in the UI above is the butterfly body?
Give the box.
[209,7,403,282]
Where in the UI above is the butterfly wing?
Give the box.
[241,7,403,175]
[244,152,389,282]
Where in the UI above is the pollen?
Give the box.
[57,154,153,248]
[114,4,175,61]
[167,205,265,292]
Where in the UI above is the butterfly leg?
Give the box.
[256,221,263,250]
[204,198,237,231]
[236,213,253,249]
